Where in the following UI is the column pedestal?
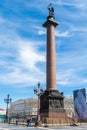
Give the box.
[40,90,67,125]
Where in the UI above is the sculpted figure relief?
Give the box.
[49,99,62,108]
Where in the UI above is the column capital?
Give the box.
[43,19,58,28]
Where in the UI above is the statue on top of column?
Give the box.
[48,3,54,17]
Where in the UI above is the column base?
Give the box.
[40,90,68,125]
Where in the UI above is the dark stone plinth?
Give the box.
[40,90,64,113]
[40,90,67,124]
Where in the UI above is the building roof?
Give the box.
[0,108,6,115]
[0,108,4,111]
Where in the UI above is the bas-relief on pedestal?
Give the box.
[40,90,67,124]
[40,90,64,112]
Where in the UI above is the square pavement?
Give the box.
[0,123,87,130]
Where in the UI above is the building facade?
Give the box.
[0,108,6,122]
[64,96,74,118]
[8,97,37,118]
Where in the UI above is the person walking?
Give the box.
[16,119,18,125]
[27,116,31,127]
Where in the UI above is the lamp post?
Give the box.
[34,81,44,125]
[4,94,12,122]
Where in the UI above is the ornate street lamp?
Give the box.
[34,81,44,125]
[4,94,12,122]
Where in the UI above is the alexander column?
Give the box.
[40,6,67,125]
[43,6,58,91]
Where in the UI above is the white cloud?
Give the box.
[0,38,46,87]
[54,0,87,9]
[37,26,71,37]
[0,15,46,87]
[56,50,87,87]
[38,30,46,35]
[70,26,87,32]
[18,41,45,72]
[55,30,71,37]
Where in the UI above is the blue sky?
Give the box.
[0,0,87,109]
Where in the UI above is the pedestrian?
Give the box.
[16,119,18,125]
[35,119,38,127]
[27,116,31,127]
[8,117,11,124]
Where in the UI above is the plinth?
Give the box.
[40,90,67,125]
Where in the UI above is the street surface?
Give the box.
[0,123,87,130]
